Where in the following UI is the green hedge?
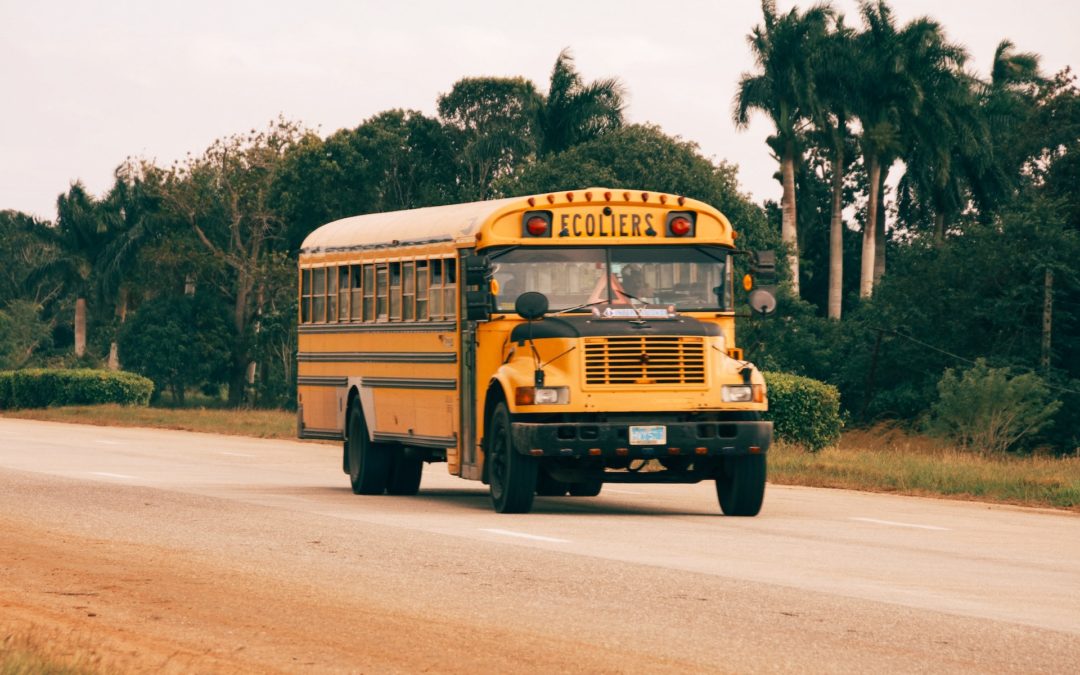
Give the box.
[764,371,842,451]
[0,369,154,409]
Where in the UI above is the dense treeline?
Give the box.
[1,2,1077,453]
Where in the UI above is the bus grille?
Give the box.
[584,336,707,386]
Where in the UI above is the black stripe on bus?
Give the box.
[299,427,344,441]
[297,376,349,388]
[298,321,456,334]
[297,352,457,364]
[373,431,457,448]
[363,377,457,391]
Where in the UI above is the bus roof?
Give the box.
[299,188,731,255]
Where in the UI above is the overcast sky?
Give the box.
[2,0,1078,222]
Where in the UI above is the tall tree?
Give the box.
[538,49,626,157]
[734,0,833,296]
[811,14,857,319]
[438,77,542,200]
[156,118,306,405]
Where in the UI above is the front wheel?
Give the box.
[715,454,766,516]
[346,404,391,495]
[387,452,423,496]
[486,402,538,513]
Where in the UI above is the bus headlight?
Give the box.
[515,386,570,405]
[722,385,765,403]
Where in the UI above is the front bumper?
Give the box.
[510,420,772,458]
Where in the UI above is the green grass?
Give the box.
[1,633,95,675]
[770,426,1080,511]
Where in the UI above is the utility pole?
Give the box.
[1042,268,1054,371]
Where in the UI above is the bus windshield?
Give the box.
[489,246,733,313]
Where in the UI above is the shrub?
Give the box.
[764,371,843,451]
[0,370,12,408]
[927,359,1061,454]
[0,368,154,409]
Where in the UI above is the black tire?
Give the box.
[487,402,538,513]
[387,452,423,496]
[346,403,391,495]
[535,469,569,497]
[715,454,766,516]
[568,477,602,497]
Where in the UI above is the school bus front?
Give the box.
[465,190,774,515]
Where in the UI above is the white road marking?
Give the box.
[89,471,137,479]
[480,528,571,543]
[604,488,645,495]
[850,517,949,531]
[220,452,255,457]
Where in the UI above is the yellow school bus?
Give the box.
[297,188,774,514]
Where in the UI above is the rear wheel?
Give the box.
[715,454,766,516]
[387,452,423,495]
[487,402,537,513]
[346,403,391,495]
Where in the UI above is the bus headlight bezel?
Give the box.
[515,386,570,406]
[721,384,765,403]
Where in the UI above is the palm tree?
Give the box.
[538,49,626,157]
[851,1,966,295]
[735,0,833,297]
[49,183,112,358]
[812,14,857,319]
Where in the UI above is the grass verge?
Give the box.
[0,404,296,440]
[770,426,1080,511]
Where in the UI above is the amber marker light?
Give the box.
[546,194,555,204]
[530,449,545,456]
[641,192,650,202]
[604,191,612,201]
[616,447,629,456]
[677,196,686,206]
[749,446,762,454]
[667,447,681,455]
[585,191,593,201]
[695,447,708,455]
[527,197,536,206]
[588,448,602,456]
[742,274,754,291]
[566,192,574,201]
[659,194,668,204]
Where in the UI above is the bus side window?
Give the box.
[376,264,388,321]
[416,260,429,320]
[445,258,456,319]
[403,261,415,321]
[338,266,350,322]
[301,268,311,323]
[363,264,375,321]
[430,259,443,319]
[326,266,338,322]
[312,268,326,323]
[389,262,402,321]
[350,264,361,322]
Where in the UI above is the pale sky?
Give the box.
[2,0,1078,222]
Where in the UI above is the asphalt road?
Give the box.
[1,416,1079,673]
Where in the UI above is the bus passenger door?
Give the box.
[458,320,480,480]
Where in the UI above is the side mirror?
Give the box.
[515,292,549,321]
[748,288,777,316]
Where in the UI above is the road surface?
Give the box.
[1,417,1078,673]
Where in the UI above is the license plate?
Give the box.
[629,425,666,445]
